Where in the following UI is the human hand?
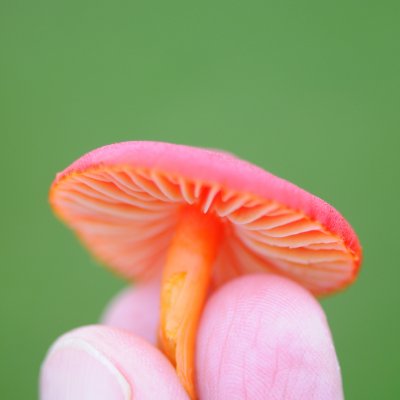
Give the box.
[40,274,343,399]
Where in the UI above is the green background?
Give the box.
[1,1,399,398]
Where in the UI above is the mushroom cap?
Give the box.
[50,141,361,296]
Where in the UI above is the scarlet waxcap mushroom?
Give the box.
[50,141,362,399]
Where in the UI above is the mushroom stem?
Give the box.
[159,206,223,399]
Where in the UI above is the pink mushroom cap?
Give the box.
[50,141,362,296]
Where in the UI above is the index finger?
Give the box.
[196,274,344,400]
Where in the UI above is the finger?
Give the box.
[196,274,343,400]
[40,325,189,400]
[101,280,161,345]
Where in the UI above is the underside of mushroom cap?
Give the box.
[50,141,362,296]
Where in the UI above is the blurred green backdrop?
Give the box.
[1,1,399,398]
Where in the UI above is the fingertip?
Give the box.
[196,274,343,400]
[101,280,161,345]
[40,325,188,400]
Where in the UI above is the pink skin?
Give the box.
[40,275,343,399]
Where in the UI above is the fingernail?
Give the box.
[40,338,130,400]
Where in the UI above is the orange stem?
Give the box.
[159,206,223,399]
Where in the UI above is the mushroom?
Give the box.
[50,141,362,399]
